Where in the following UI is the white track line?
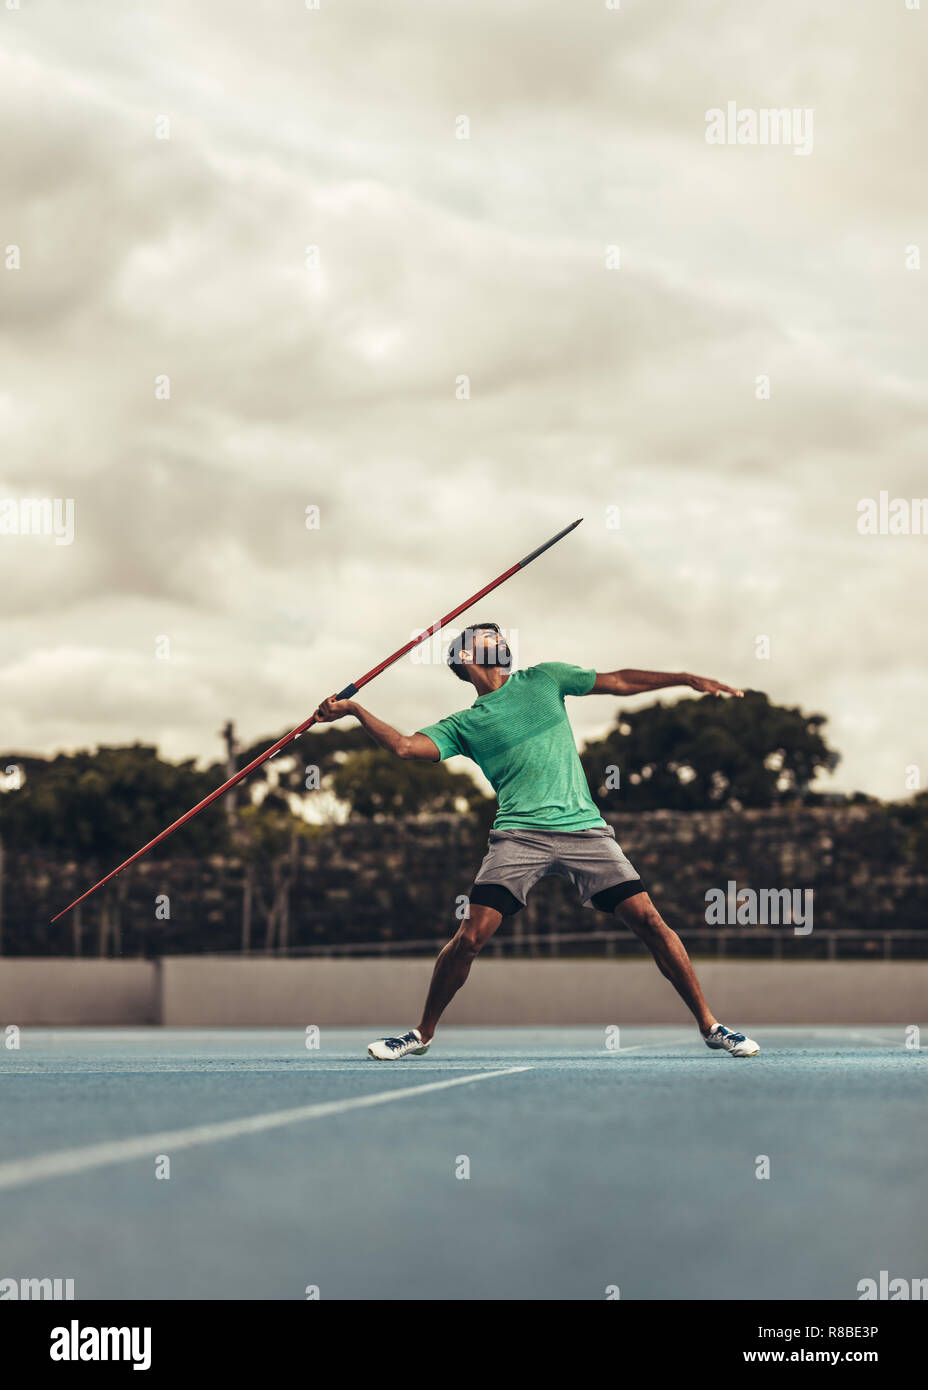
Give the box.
[0,1066,531,1193]
[807,1028,913,1049]
[601,1038,692,1056]
[1,1064,529,1075]
[842,1030,918,1050]
[810,1029,920,1045]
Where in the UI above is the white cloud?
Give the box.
[1,0,925,799]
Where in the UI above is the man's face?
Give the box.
[463,626,512,671]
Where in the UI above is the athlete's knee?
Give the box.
[455,926,491,959]
[455,905,501,957]
[617,892,668,938]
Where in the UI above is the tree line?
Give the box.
[0,691,890,863]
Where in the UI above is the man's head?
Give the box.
[447,622,512,683]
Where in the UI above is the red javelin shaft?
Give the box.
[50,518,583,922]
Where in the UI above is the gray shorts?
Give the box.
[470,826,645,917]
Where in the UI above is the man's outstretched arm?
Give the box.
[590,670,744,698]
[314,696,441,760]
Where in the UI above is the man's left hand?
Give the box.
[688,675,744,698]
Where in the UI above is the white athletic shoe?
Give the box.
[703,1023,760,1058]
[367,1028,430,1060]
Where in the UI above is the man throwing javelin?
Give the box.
[315,623,760,1060]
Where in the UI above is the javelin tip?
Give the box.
[517,516,584,569]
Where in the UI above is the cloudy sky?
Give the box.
[1,0,925,800]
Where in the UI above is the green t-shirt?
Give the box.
[418,661,605,831]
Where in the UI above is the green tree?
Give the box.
[0,744,229,860]
[330,748,487,820]
[886,789,928,860]
[235,803,319,952]
[228,723,371,800]
[580,691,840,811]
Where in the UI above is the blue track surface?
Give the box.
[1,1026,925,1300]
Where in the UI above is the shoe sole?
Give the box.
[705,1037,760,1057]
[366,1046,430,1060]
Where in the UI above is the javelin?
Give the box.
[50,517,584,922]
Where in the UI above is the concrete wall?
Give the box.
[0,959,158,1025]
[2,957,924,1026]
[159,957,928,1027]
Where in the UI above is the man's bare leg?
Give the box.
[616,891,718,1035]
[417,904,503,1044]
